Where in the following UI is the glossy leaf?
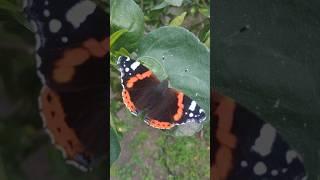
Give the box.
[110,0,144,52]
[110,29,128,50]
[213,0,320,178]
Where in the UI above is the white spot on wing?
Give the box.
[271,169,278,176]
[35,34,41,50]
[286,150,298,164]
[253,162,267,175]
[65,0,96,29]
[35,54,41,68]
[251,124,276,156]
[125,68,129,72]
[130,61,140,70]
[37,70,45,84]
[240,161,248,167]
[188,101,197,111]
[189,113,194,117]
[43,9,50,17]
[49,19,62,33]
[282,168,287,173]
[61,36,68,43]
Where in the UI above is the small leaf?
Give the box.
[151,1,169,10]
[204,35,210,48]
[169,12,187,27]
[199,8,210,18]
[110,29,128,49]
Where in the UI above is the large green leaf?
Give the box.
[137,26,210,135]
[213,0,320,178]
[110,127,120,165]
[110,0,144,52]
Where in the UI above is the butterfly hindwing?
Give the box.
[212,92,307,180]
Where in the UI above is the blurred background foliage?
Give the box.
[110,0,210,179]
[0,0,107,179]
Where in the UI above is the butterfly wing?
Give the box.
[25,0,109,171]
[144,89,206,129]
[40,86,107,171]
[24,0,108,92]
[117,56,160,115]
[212,92,306,180]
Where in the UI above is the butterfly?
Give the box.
[117,56,206,129]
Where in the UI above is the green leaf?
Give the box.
[151,1,169,11]
[110,0,144,52]
[137,26,210,135]
[0,0,19,13]
[169,11,187,27]
[199,7,210,18]
[110,127,120,165]
[204,36,210,48]
[165,0,184,7]
[110,29,128,49]
[213,0,320,178]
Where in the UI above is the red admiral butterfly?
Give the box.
[212,91,307,180]
[118,56,206,129]
[24,0,108,171]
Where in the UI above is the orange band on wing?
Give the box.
[101,37,109,52]
[148,119,174,129]
[173,92,184,121]
[40,86,86,160]
[212,92,237,180]
[53,38,108,83]
[122,89,136,112]
[83,38,106,58]
[126,70,152,88]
